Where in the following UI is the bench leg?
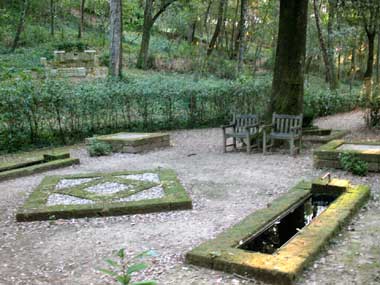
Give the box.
[247,136,251,153]
[223,132,227,153]
[290,138,295,156]
[299,137,302,154]
[263,133,267,155]
[233,137,237,150]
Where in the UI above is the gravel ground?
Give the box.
[0,111,380,285]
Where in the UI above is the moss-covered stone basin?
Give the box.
[186,178,370,285]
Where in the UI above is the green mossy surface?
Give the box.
[186,179,370,285]
[314,140,380,171]
[17,168,192,221]
[0,156,79,182]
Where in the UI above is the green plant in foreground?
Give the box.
[339,153,368,176]
[87,139,112,157]
[99,249,157,285]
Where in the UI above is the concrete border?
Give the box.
[16,168,192,222]
[185,179,370,284]
[314,140,380,171]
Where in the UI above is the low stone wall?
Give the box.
[314,140,380,171]
[0,153,79,182]
[86,132,170,153]
[303,128,349,143]
[186,178,370,284]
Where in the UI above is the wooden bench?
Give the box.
[222,114,261,153]
[262,113,303,156]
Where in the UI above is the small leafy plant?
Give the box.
[87,139,112,157]
[99,248,157,285]
[339,153,368,176]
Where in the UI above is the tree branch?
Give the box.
[152,0,176,23]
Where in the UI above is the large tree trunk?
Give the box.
[11,0,29,52]
[364,31,376,79]
[50,0,55,36]
[270,0,308,115]
[137,0,153,69]
[237,0,247,73]
[78,0,86,38]
[207,0,226,56]
[109,0,123,77]
[313,0,336,90]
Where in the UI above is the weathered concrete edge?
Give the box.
[185,181,370,285]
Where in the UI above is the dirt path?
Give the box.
[0,112,379,285]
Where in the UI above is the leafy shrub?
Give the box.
[87,139,112,157]
[54,41,89,52]
[0,74,270,152]
[361,84,380,128]
[99,248,157,285]
[304,87,358,121]
[339,153,368,176]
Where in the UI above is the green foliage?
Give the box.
[87,139,112,157]
[339,153,368,176]
[0,74,270,152]
[304,81,359,122]
[361,85,380,128]
[99,248,157,285]
[54,41,89,52]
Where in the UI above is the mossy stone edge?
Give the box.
[16,168,192,222]
[314,140,380,171]
[0,155,79,182]
[185,179,370,285]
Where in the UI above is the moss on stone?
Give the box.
[186,179,370,285]
[17,168,192,222]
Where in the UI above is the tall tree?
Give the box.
[78,0,86,38]
[270,0,308,115]
[313,0,337,90]
[50,0,55,36]
[109,0,123,77]
[136,0,177,69]
[237,0,248,73]
[207,0,226,56]
[11,0,29,52]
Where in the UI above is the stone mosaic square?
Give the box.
[16,169,192,221]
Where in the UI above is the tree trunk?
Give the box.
[313,0,335,90]
[376,30,380,83]
[207,0,226,56]
[109,0,123,77]
[11,0,29,52]
[327,0,338,89]
[237,0,247,73]
[137,0,153,69]
[270,0,308,115]
[50,0,54,36]
[78,0,86,38]
[229,0,239,58]
[187,21,196,43]
[364,31,376,79]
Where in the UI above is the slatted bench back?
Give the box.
[233,114,259,133]
[272,113,303,135]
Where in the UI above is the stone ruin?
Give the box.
[41,49,108,79]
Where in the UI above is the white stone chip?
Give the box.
[116,173,160,183]
[47,194,94,206]
[116,186,165,202]
[55,178,98,190]
[84,182,130,195]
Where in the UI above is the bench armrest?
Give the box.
[221,123,235,129]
